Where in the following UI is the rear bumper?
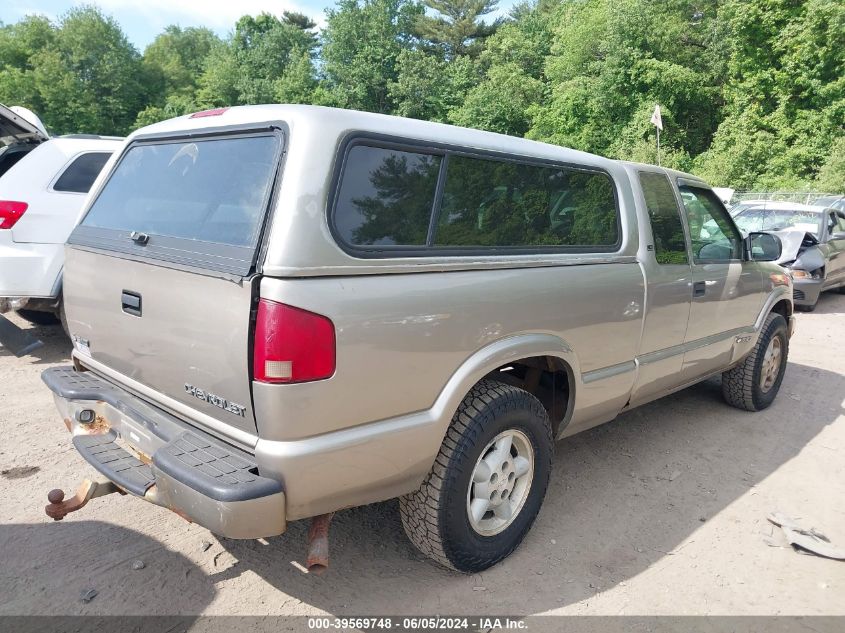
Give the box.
[42,366,286,539]
[0,233,63,298]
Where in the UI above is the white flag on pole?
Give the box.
[650,104,663,131]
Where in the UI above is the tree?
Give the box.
[529,0,725,166]
[142,26,222,101]
[816,138,845,193]
[448,4,553,136]
[389,49,476,121]
[0,16,55,115]
[1,6,148,135]
[196,12,318,107]
[693,0,845,188]
[414,0,500,58]
[282,11,318,31]
[450,63,542,135]
[320,0,422,113]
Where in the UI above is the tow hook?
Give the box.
[45,479,124,520]
[306,513,334,575]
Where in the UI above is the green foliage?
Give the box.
[693,0,845,188]
[320,0,422,113]
[414,0,500,58]
[0,6,147,135]
[0,0,840,192]
[197,13,318,106]
[529,0,724,167]
[450,62,543,136]
[816,137,845,193]
[143,26,222,101]
[389,50,477,121]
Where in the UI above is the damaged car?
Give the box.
[732,203,845,311]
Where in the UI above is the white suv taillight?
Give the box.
[253,299,336,384]
[0,201,28,229]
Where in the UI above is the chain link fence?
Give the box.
[733,191,840,205]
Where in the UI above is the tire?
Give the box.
[15,308,59,325]
[722,312,789,411]
[795,302,816,312]
[837,285,845,294]
[400,379,553,573]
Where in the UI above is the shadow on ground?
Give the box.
[4,300,844,615]
[0,316,71,365]
[208,360,843,614]
[0,520,214,615]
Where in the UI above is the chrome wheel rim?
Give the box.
[760,336,782,393]
[466,429,534,536]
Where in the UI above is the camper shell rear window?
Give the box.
[69,128,283,276]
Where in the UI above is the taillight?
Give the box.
[0,201,27,229]
[253,299,336,384]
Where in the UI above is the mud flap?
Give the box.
[0,313,43,357]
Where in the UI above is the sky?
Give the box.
[1,0,517,50]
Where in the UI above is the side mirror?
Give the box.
[746,231,782,262]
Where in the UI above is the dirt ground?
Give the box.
[1,295,844,618]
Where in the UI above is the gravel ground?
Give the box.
[1,295,843,617]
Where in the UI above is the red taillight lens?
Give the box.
[0,201,28,229]
[253,299,336,384]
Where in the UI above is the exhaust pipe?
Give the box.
[306,513,334,575]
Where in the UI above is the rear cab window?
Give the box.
[637,171,688,265]
[331,140,620,256]
[52,152,112,193]
[70,131,283,276]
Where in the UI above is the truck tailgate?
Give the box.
[65,247,258,438]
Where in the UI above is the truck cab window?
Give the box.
[678,185,742,262]
[638,171,688,265]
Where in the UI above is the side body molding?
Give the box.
[726,284,793,363]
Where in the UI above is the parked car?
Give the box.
[766,207,845,312]
[726,202,845,310]
[729,199,812,217]
[812,195,845,212]
[0,104,122,329]
[732,202,821,235]
[41,105,793,573]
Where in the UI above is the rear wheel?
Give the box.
[400,379,553,572]
[722,312,788,411]
[15,308,59,325]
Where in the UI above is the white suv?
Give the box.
[0,104,122,328]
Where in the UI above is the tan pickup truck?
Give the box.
[42,105,793,572]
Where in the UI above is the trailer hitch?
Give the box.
[45,479,124,520]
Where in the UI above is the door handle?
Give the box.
[693,281,706,297]
[121,290,142,317]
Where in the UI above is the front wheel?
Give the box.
[722,312,789,411]
[400,380,553,572]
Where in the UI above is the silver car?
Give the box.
[733,203,845,310]
[42,105,793,572]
